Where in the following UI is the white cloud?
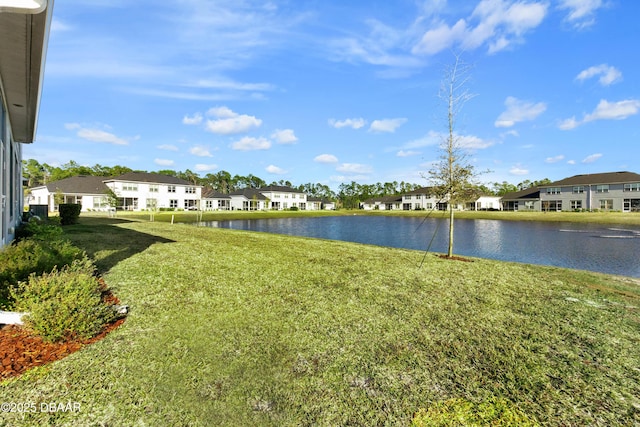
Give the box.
[576,64,622,86]
[231,136,271,151]
[558,0,604,29]
[458,134,495,150]
[396,150,421,157]
[584,99,640,122]
[194,163,218,172]
[336,163,373,174]
[545,155,565,163]
[266,164,287,175]
[155,158,175,166]
[157,144,179,151]
[369,118,408,133]
[582,153,603,163]
[413,0,548,56]
[204,107,262,134]
[567,160,576,165]
[559,99,640,130]
[509,165,529,175]
[65,123,131,145]
[189,146,214,157]
[314,154,339,164]
[271,129,298,144]
[558,116,580,130]
[495,96,546,127]
[328,118,367,129]
[183,113,203,125]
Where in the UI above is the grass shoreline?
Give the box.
[97,208,640,226]
[1,217,638,425]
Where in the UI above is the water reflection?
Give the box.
[199,216,640,277]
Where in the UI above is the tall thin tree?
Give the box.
[428,54,482,257]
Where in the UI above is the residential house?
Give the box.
[28,175,111,212]
[228,188,269,211]
[538,171,640,212]
[103,172,202,211]
[361,195,402,210]
[471,195,502,211]
[0,2,54,246]
[258,185,308,210]
[201,188,231,211]
[401,187,448,211]
[501,187,541,211]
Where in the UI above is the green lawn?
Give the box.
[1,217,639,426]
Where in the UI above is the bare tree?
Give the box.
[428,53,483,257]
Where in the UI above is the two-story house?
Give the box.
[538,171,640,212]
[103,172,202,211]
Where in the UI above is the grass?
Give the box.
[1,217,639,426]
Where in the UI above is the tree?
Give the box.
[428,54,484,258]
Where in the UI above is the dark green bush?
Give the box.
[0,239,85,309]
[15,220,63,241]
[59,203,82,225]
[10,258,117,342]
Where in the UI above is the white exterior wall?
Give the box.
[261,190,307,210]
[401,194,442,210]
[106,181,201,210]
[228,195,266,211]
[1,95,23,246]
[475,196,502,210]
[27,187,109,212]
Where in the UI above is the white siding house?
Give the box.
[259,185,308,210]
[0,2,54,246]
[401,187,447,211]
[28,175,111,212]
[103,172,202,211]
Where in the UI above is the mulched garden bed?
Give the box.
[0,281,125,381]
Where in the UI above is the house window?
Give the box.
[546,187,561,195]
[416,195,422,199]
[149,184,159,193]
[426,203,433,209]
[543,200,562,211]
[596,185,609,193]
[186,187,196,194]
[572,186,584,194]
[147,199,158,209]
[167,185,176,193]
[570,200,582,210]
[93,196,109,209]
[169,199,178,208]
[205,200,213,209]
[123,183,138,191]
[599,199,613,210]
[624,183,640,192]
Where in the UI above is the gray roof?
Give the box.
[542,171,640,187]
[363,195,403,204]
[501,187,540,200]
[104,172,195,186]
[38,175,110,194]
[228,188,268,200]
[201,188,231,199]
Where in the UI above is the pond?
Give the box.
[199,215,640,278]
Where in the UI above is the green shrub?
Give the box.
[15,220,63,241]
[412,397,539,427]
[0,239,85,309]
[59,203,82,225]
[10,258,117,342]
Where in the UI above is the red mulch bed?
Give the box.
[0,283,125,381]
[0,318,125,380]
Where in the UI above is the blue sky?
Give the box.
[27,0,640,189]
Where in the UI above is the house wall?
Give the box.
[539,183,640,211]
[260,190,307,210]
[105,180,201,210]
[1,92,23,246]
[228,196,266,211]
[402,193,443,210]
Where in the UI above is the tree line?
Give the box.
[22,159,550,207]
